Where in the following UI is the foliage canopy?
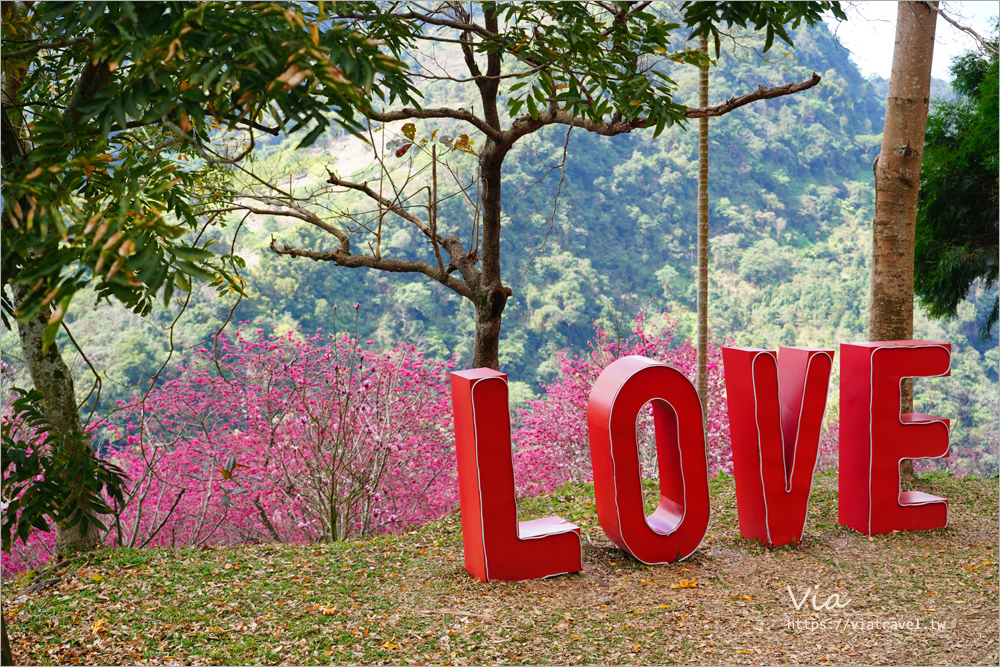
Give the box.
[915,39,999,339]
[1,1,416,345]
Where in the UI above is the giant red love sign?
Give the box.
[450,340,951,582]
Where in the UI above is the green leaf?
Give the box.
[175,271,191,294]
[175,260,216,282]
[652,116,667,139]
[162,275,175,307]
[41,318,60,351]
[172,246,216,262]
[297,122,327,149]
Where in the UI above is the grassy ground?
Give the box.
[4,472,998,666]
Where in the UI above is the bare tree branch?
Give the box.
[325,171,480,285]
[327,173,432,238]
[268,239,474,298]
[430,145,445,276]
[224,200,350,250]
[684,72,822,117]
[927,4,999,56]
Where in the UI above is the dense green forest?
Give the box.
[2,22,995,471]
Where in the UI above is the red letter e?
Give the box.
[839,341,951,535]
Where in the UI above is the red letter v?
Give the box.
[722,347,834,546]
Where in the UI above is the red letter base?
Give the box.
[722,346,834,546]
[450,368,582,582]
[839,341,951,535]
[587,356,711,564]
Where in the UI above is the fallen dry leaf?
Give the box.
[91,618,108,635]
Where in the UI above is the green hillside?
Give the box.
[2,22,994,471]
[213,22,1000,470]
[238,23,890,374]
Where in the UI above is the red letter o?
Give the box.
[587,356,710,563]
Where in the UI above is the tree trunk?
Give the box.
[2,0,105,553]
[473,296,503,371]
[472,142,511,370]
[870,1,937,480]
[1,612,12,666]
[696,35,710,427]
[11,285,102,552]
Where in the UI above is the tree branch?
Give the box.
[337,10,492,39]
[363,106,502,143]
[506,107,644,142]
[683,72,822,117]
[106,118,165,133]
[409,63,545,84]
[253,497,283,543]
[268,239,473,298]
[326,172,480,285]
[926,4,999,56]
[481,5,503,131]
[1,36,94,61]
[224,200,350,251]
[327,173,431,237]
[506,73,823,141]
[225,115,280,136]
[103,110,279,137]
[457,6,484,82]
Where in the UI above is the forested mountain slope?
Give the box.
[2,22,994,471]
[241,23,889,371]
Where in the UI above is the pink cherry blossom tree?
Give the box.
[104,322,458,550]
[512,308,733,496]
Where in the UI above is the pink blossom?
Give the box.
[3,325,458,576]
[512,309,734,495]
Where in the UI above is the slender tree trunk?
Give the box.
[870,1,938,480]
[696,35,710,426]
[11,287,103,552]
[11,289,82,437]
[463,4,510,371]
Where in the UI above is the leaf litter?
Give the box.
[4,473,997,665]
